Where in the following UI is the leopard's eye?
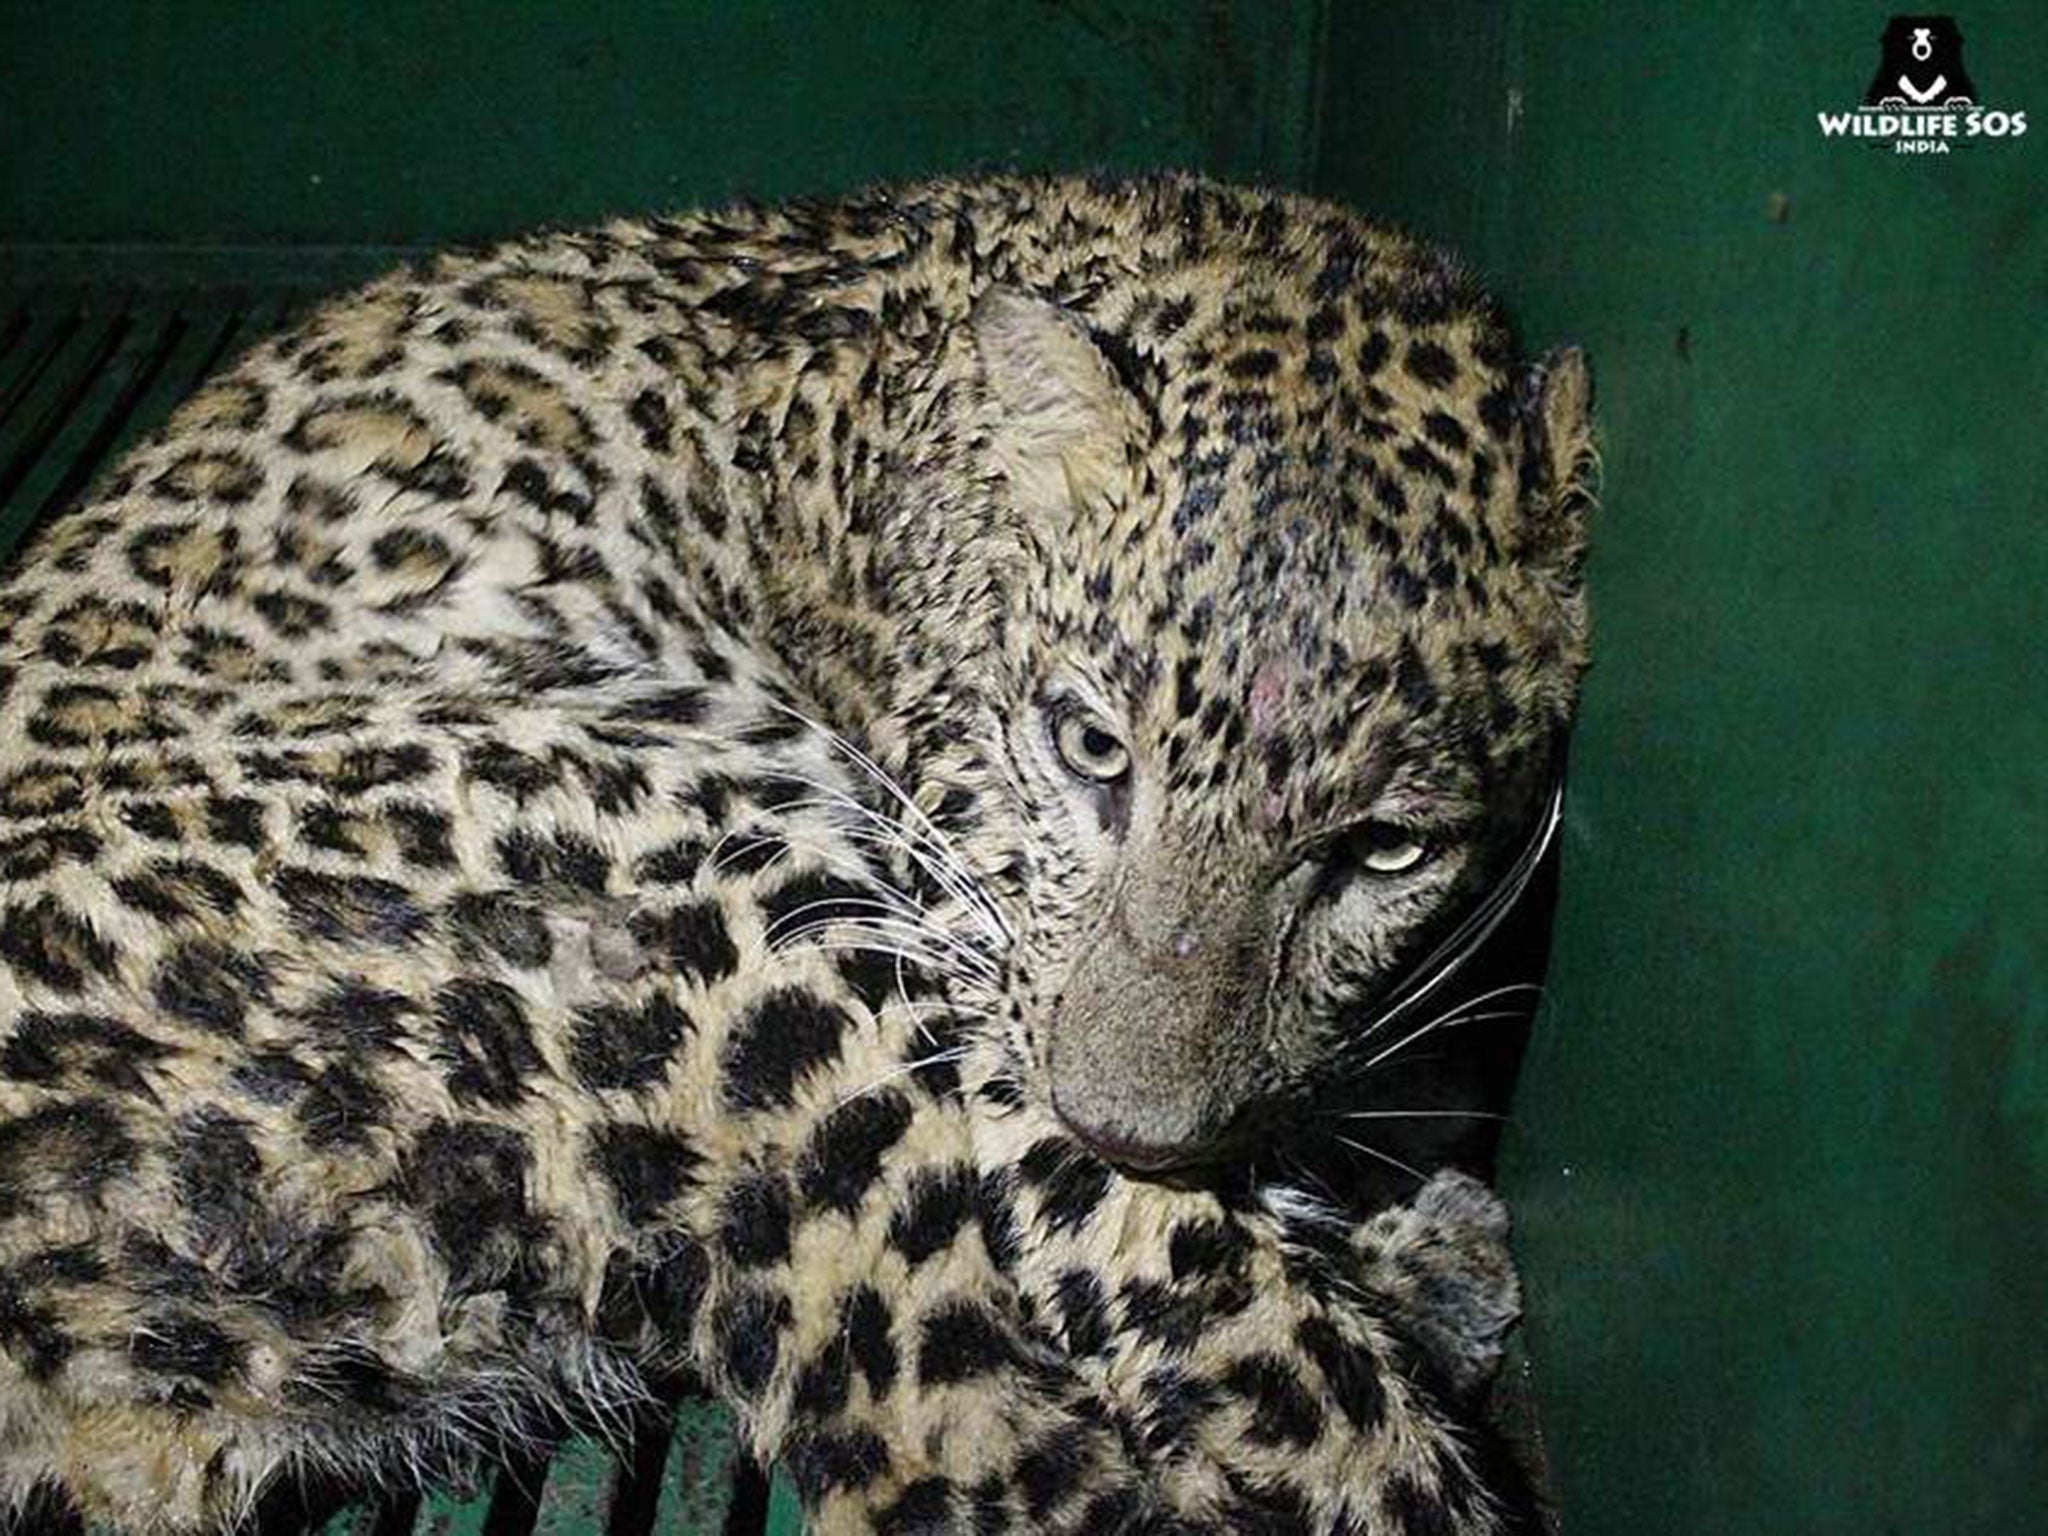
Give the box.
[1344,821,1430,875]
[1052,710,1131,783]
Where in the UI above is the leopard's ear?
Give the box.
[1521,345,1597,570]
[971,287,1143,522]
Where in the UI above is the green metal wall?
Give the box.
[1317,4,2048,1531]
[0,0,1321,247]
[3,3,2042,1531]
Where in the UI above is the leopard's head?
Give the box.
[874,185,1594,1174]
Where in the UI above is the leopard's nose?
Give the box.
[1049,1086,1206,1174]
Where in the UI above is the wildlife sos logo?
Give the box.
[1817,15,2027,153]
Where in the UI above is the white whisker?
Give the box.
[762,894,931,945]
[775,938,961,978]
[1357,995,1539,1076]
[743,786,984,923]
[878,997,997,1020]
[761,701,1016,946]
[1353,783,1563,1046]
[705,822,793,876]
[772,915,1000,984]
[831,1046,974,1109]
[1333,1135,1431,1185]
[1342,981,1544,1066]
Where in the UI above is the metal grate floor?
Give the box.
[0,276,801,1536]
[230,1398,789,1536]
[0,285,287,550]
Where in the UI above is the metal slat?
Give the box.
[5,295,174,521]
[0,291,77,425]
[652,1400,745,1534]
[313,1513,372,1536]
[0,299,131,551]
[526,1438,618,1534]
[102,292,248,458]
[763,1473,805,1536]
[0,299,32,364]
[0,305,81,445]
[410,1480,494,1536]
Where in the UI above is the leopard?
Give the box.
[0,172,1593,1533]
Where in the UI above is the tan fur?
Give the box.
[0,174,1589,1532]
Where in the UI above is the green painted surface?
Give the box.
[765,1470,807,1536]
[0,0,1322,247]
[529,1437,619,1535]
[413,1479,494,1536]
[313,1508,382,1536]
[1318,3,2048,1531]
[654,1398,746,1533]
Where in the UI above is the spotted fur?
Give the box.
[0,174,1592,1532]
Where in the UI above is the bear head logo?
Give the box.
[1864,15,1979,107]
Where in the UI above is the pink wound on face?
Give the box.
[1248,658,1290,742]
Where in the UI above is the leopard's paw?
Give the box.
[1355,1169,1520,1401]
